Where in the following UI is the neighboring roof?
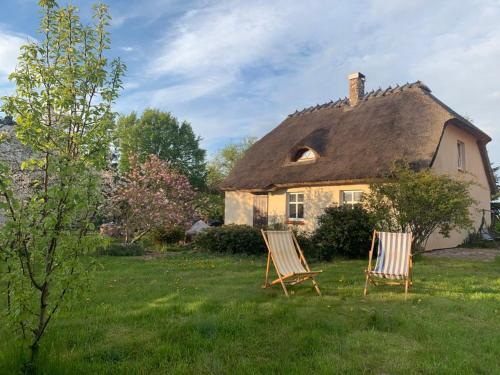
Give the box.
[0,116,15,126]
[221,82,496,192]
[186,220,210,235]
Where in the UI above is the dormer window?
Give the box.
[293,148,316,162]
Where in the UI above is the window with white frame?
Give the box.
[288,192,304,220]
[295,149,316,162]
[457,141,465,171]
[341,190,363,207]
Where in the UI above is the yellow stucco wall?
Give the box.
[427,124,491,249]
[268,185,370,231]
[224,184,370,231]
[224,191,253,226]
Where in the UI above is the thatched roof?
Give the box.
[221,82,496,192]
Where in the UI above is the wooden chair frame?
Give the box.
[261,229,321,297]
[363,230,413,299]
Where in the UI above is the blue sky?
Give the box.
[0,0,499,164]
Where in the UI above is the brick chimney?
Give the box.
[348,72,365,106]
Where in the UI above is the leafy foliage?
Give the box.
[290,230,316,260]
[206,137,256,189]
[115,109,207,189]
[202,138,256,224]
[491,163,499,201]
[151,226,186,245]
[363,164,475,251]
[194,225,266,255]
[311,206,375,260]
[193,192,224,222]
[460,232,498,249]
[97,241,145,256]
[0,0,125,368]
[114,155,195,243]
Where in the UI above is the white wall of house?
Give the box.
[427,123,492,249]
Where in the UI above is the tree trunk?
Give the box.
[24,344,39,375]
[26,283,49,374]
[6,266,11,311]
[131,228,151,244]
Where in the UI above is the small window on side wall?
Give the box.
[288,192,304,220]
[341,190,363,207]
[457,141,465,171]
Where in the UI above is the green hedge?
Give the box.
[193,207,375,259]
[97,242,145,256]
[311,205,374,260]
[193,225,266,255]
[151,226,185,244]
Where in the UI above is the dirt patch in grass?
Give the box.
[423,247,500,261]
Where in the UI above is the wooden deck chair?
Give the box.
[261,230,322,297]
[364,230,413,299]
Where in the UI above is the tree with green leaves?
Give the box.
[115,109,207,189]
[207,137,256,190]
[0,1,124,371]
[193,191,225,222]
[363,163,476,252]
[491,163,499,201]
[198,137,256,222]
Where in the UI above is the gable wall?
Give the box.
[427,124,492,249]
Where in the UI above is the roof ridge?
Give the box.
[288,80,429,117]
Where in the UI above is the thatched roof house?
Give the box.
[221,73,495,250]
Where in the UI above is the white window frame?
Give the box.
[296,149,315,162]
[287,192,304,220]
[457,140,466,171]
[341,190,363,207]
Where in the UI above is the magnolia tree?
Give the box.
[0,1,124,370]
[363,164,476,251]
[115,155,196,243]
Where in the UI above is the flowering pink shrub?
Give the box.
[117,155,196,243]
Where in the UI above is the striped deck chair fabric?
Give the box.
[372,232,412,279]
[261,230,321,297]
[266,231,307,276]
[364,230,413,298]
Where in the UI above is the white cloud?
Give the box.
[149,3,285,76]
[120,46,134,52]
[122,81,141,90]
[146,1,343,99]
[110,0,200,28]
[118,0,500,163]
[0,28,26,83]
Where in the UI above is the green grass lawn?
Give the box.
[1,252,499,374]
